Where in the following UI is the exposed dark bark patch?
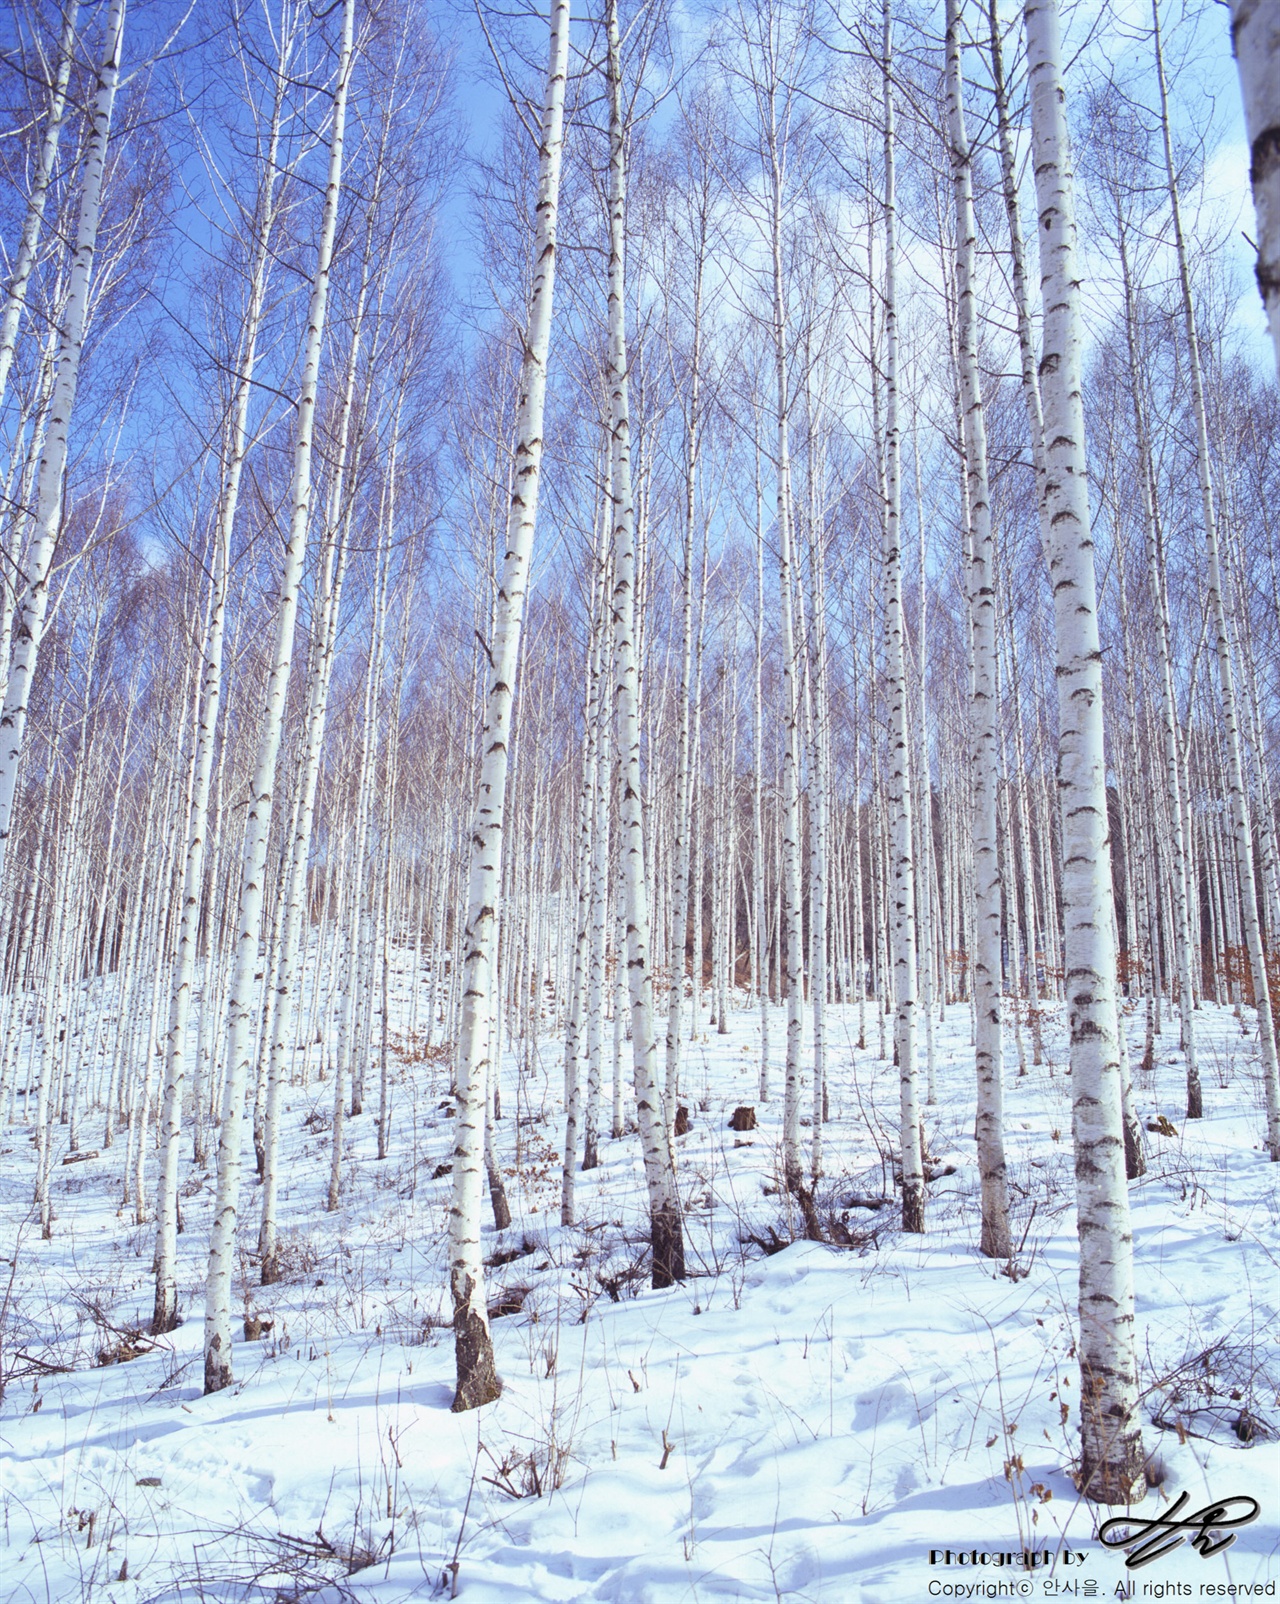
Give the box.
[451,1283,502,1413]
[1250,125,1280,187]
[204,1335,231,1395]
[650,1203,685,1288]
[1123,1119,1145,1180]
[795,1185,824,1242]
[150,1293,180,1338]
[487,1161,512,1231]
[901,1181,925,1234]
[1079,1419,1146,1505]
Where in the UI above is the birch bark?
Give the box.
[912,426,938,1104]
[1023,0,1146,1502]
[760,45,805,1196]
[0,2,77,414]
[1113,213,1200,1119]
[882,0,923,1233]
[753,437,769,1096]
[664,229,704,1117]
[152,50,290,1333]
[447,0,570,1411]
[202,0,354,1394]
[0,0,126,889]
[946,0,1010,1259]
[261,176,390,1269]
[1152,0,1280,1158]
[605,0,684,1287]
[986,0,1052,576]
[560,555,601,1224]
[584,554,613,1168]
[1227,0,1280,373]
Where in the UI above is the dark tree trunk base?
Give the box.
[650,1203,685,1288]
[487,1168,512,1232]
[901,1182,925,1234]
[1185,1071,1203,1120]
[150,1292,179,1338]
[451,1293,502,1413]
[978,1218,1011,1259]
[1079,1424,1147,1506]
[204,1337,232,1395]
[1123,1119,1145,1181]
[796,1185,824,1242]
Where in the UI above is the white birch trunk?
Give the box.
[202,0,354,1394]
[1152,0,1280,1159]
[986,0,1052,576]
[262,188,387,1265]
[1227,0,1280,374]
[946,0,1010,1259]
[911,428,938,1103]
[152,70,289,1332]
[664,247,703,1116]
[1023,0,1146,1502]
[260,513,349,1273]
[1114,218,1201,1119]
[0,0,126,888]
[882,0,923,1234]
[605,0,684,1286]
[560,564,601,1224]
[753,440,769,1098]
[763,76,806,1197]
[585,570,613,1167]
[447,0,570,1411]
[0,2,77,414]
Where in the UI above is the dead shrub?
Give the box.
[263,1229,321,1283]
[487,1284,531,1320]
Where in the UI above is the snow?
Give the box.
[1,988,1277,1601]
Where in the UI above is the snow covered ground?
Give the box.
[1,987,1276,1602]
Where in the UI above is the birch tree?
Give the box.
[881,0,923,1234]
[1151,0,1280,1160]
[1023,0,1146,1504]
[152,10,296,1334]
[0,0,127,889]
[604,0,685,1286]
[447,0,570,1412]
[0,2,77,415]
[203,0,355,1394]
[945,0,1009,1257]
[1227,0,1280,375]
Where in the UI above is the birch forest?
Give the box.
[1,0,1279,1595]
